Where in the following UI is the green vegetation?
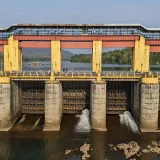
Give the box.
[22,56,68,62]
[1,48,159,64]
[70,48,160,65]
[23,56,50,62]
[150,53,160,64]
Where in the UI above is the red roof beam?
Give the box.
[60,42,92,48]
[102,41,135,48]
[19,42,51,48]
[0,46,4,52]
[150,46,160,52]
[14,35,140,41]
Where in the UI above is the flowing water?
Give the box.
[119,111,139,134]
[75,109,91,132]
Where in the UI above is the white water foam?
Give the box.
[18,114,27,124]
[119,111,139,133]
[75,109,91,132]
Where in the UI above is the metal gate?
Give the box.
[106,81,131,114]
[62,81,90,114]
[21,81,45,114]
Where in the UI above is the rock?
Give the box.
[157,141,160,147]
[150,147,160,154]
[113,147,117,151]
[117,143,128,150]
[117,141,140,159]
[82,154,86,160]
[65,149,72,155]
[142,149,148,153]
[80,143,90,159]
[147,145,151,149]
[109,144,113,148]
[152,141,157,147]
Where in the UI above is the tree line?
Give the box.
[0,48,159,64]
[70,48,160,65]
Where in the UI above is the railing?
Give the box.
[1,28,160,40]
[0,71,160,79]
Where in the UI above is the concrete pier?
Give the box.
[132,82,140,125]
[11,81,21,121]
[91,81,107,131]
[0,80,21,131]
[0,83,11,131]
[44,80,62,131]
[140,78,159,132]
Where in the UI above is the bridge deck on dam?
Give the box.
[0,71,160,81]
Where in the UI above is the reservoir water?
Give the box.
[0,61,160,160]
[22,61,160,72]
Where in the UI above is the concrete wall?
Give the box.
[140,83,159,131]
[132,82,140,125]
[11,81,21,121]
[90,81,107,131]
[0,84,12,130]
[44,81,62,131]
[0,82,21,131]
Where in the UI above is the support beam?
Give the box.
[0,46,3,52]
[51,41,61,72]
[140,78,159,132]
[92,41,102,73]
[14,35,140,41]
[132,36,149,72]
[4,36,22,72]
[102,41,134,48]
[150,46,160,53]
[44,80,62,131]
[19,41,51,48]
[61,42,92,49]
[91,81,107,131]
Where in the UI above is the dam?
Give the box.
[0,24,159,132]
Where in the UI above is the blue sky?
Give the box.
[0,0,160,28]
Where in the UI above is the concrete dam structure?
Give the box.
[0,24,159,132]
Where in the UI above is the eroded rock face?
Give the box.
[80,143,91,159]
[144,141,160,154]
[117,141,140,159]
[109,140,160,159]
[109,141,140,159]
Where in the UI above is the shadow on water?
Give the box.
[0,114,159,159]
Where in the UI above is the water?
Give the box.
[22,61,160,71]
[0,112,159,159]
[119,111,139,134]
[75,109,91,132]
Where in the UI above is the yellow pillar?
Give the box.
[51,41,61,73]
[92,41,102,73]
[132,36,149,72]
[4,36,22,72]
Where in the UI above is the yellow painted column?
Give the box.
[132,36,149,72]
[4,36,22,72]
[92,41,102,73]
[51,41,61,73]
